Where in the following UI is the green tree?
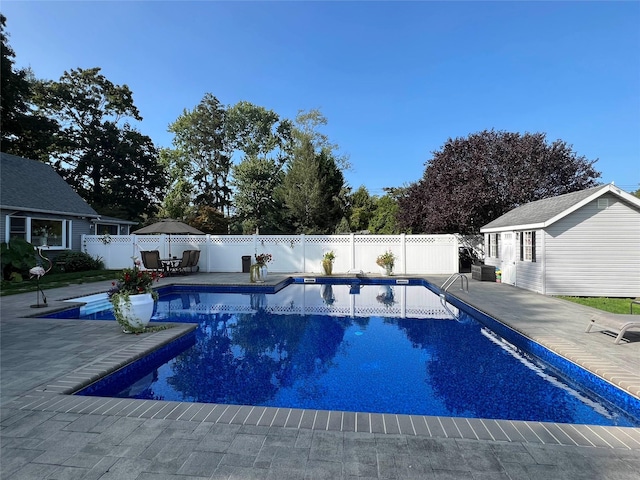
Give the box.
[225,101,292,160]
[281,137,345,234]
[369,193,401,234]
[32,67,166,220]
[226,101,293,232]
[398,130,600,234]
[157,148,194,220]
[348,186,376,232]
[0,14,58,160]
[231,156,285,234]
[167,93,231,214]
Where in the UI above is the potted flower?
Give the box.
[108,257,161,333]
[322,250,335,275]
[376,250,396,276]
[250,252,272,283]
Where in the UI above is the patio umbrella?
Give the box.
[133,219,204,256]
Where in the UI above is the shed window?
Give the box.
[520,231,536,262]
[488,233,500,258]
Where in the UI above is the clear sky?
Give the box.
[2,1,639,194]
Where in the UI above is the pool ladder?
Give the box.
[439,273,469,321]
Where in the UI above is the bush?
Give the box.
[1,238,37,281]
[54,251,104,272]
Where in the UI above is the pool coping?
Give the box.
[5,275,640,450]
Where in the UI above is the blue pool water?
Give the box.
[61,281,639,426]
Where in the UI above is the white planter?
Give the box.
[117,293,154,330]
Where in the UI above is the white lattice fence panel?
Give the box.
[353,235,403,273]
[405,235,458,274]
[304,235,353,273]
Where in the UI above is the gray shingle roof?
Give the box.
[0,152,99,217]
[481,184,611,231]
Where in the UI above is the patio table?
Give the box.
[160,258,180,276]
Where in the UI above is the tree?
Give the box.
[348,186,376,232]
[225,101,292,161]
[0,14,58,160]
[278,110,348,234]
[281,137,345,234]
[32,67,166,220]
[398,130,601,234]
[226,101,293,232]
[167,93,231,213]
[369,193,401,234]
[157,148,194,220]
[231,156,285,234]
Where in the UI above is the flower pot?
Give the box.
[116,293,154,332]
[322,259,333,275]
[250,264,268,283]
[380,265,393,276]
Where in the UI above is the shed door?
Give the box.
[501,232,517,285]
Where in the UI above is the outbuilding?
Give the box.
[480,183,640,297]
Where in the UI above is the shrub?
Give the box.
[54,251,104,272]
[1,238,37,281]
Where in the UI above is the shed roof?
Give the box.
[0,152,99,218]
[480,183,640,232]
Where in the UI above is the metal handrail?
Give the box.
[441,273,469,293]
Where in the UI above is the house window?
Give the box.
[95,224,119,235]
[520,231,536,262]
[31,219,65,247]
[8,217,26,241]
[489,233,500,258]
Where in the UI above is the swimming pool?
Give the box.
[57,279,640,427]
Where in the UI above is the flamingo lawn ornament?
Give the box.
[30,247,52,308]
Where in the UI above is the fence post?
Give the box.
[401,233,406,274]
[350,233,355,271]
[300,234,306,273]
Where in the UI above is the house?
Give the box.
[0,152,131,253]
[480,183,640,297]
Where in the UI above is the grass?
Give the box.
[1,270,118,296]
[557,296,640,315]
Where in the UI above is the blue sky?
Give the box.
[3,1,639,194]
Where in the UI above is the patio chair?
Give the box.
[174,250,192,275]
[141,250,163,273]
[585,313,640,344]
[188,249,200,273]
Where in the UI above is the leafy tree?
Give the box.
[369,194,401,234]
[226,101,293,232]
[0,14,58,160]
[167,93,231,213]
[278,110,348,234]
[231,156,285,234]
[157,148,194,220]
[398,130,601,234]
[32,67,166,220]
[188,205,228,234]
[633,186,640,199]
[348,186,376,232]
[225,101,292,160]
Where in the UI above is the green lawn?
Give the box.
[557,296,640,315]
[1,270,118,296]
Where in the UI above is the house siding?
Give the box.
[543,194,640,297]
[1,209,92,253]
[515,230,544,293]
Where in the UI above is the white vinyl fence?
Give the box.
[82,234,459,274]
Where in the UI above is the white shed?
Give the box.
[480,183,640,297]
